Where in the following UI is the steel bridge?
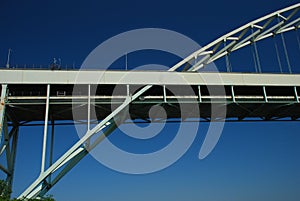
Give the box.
[1,3,300,199]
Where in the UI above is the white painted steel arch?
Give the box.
[170,3,300,72]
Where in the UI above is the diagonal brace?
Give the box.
[18,85,152,199]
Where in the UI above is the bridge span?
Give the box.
[1,69,300,123]
[1,2,300,199]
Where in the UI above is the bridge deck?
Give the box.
[1,70,299,123]
[1,69,300,85]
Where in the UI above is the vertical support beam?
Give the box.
[7,126,19,190]
[86,84,91,148]
[87,84,91,131]
[253,41,262,73]
[6,49,12,69]
[126,85,130,97]
[263,86,268,102]
[48,118,55,183]
[231,85,236,103]
[294,86,299,103]
[163,85,167,103]
[224,40,232,72]
[0,125,19,190]
[280,31,292,73]
[38,120,118,198]
[125,52,128,71]
[250,27,262,73]
[198,85,202,103]
[4,118,11,173]
[273,36,283,73]
[2,118,20,192]
[0,84,8,144]
[0,127,16,156]
[41,84,50,174]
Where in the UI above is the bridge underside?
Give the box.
[5,83,300,123]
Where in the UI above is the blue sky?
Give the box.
[1,0,300,200]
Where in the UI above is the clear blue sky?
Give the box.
[1,0,300,200]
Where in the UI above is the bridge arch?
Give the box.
[170,3,300,72]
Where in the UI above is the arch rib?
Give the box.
[170,3,300,72]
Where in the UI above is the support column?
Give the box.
[263,86,268,103]
[38,120,118,198]
[48,118,55,183]
[294,86,299,103]
[0,84,8,144]
[231,86,236,103]
[198,85,202,103]
[41,84,50,173]
[6,126,19,190]
[87,84,91,131]
[0,116,19,193]
[163,85,167,103]
[86,84,91,148]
